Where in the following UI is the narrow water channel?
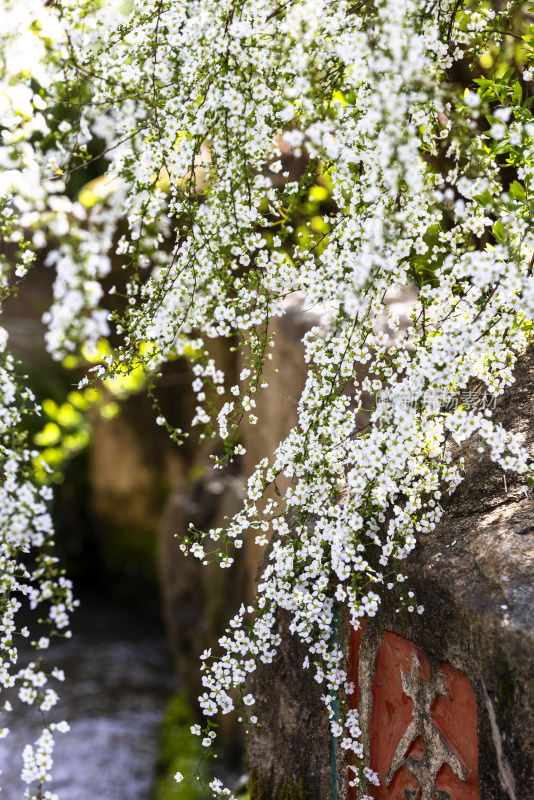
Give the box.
[0,596,177,800]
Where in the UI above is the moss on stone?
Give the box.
[154,691,207,800]
[248,768,311,800]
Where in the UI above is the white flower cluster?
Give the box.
[2,0,534,795]
[0,299,76,795]
[21,722,69,787]
[0,39,78,787]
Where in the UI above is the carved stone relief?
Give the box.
[349,628,479,800]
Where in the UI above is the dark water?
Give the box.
[0,597,177,800]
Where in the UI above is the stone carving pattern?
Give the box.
[385,650,468,798]
[349,629,479,800]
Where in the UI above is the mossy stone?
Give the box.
[154,691,207,800]
[248,768,311,800]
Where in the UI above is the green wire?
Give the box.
[330,606,340,800]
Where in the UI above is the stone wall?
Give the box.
[246,346,534,800]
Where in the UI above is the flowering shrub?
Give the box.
[2,0,534,797]
[0,205,75,796]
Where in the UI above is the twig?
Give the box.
[266,1,291,22]
[50,126,147,180]
[447,0,462,44]
[495,29,524,42]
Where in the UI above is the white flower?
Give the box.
[489,123,506,140]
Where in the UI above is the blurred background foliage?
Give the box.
[31,338,145,485]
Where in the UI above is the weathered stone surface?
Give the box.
[371,345,534,800]
[246,610,332,800]
[247,345,534,800]
[158,475,247,758]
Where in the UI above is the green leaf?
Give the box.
[508,180,526,202]
[34,422,61,447]
[42,398,59,420]
[473,189,493,207]
[493,219,506,244]
[490,140,511,156]
[512,80,523,105]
